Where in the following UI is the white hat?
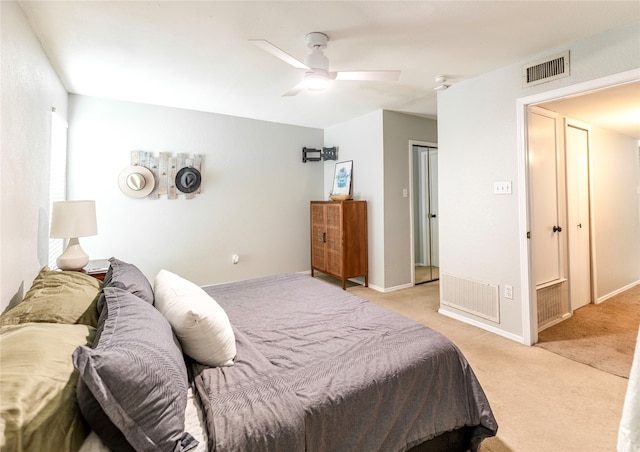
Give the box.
[118,166,155,198]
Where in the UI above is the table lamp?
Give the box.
[50,200,97,271]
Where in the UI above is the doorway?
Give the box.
[517,69,640,345]
[412,144,439,284]
[527,107,593,331]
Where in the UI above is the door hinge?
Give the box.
[527,231,531,239]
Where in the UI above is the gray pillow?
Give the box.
[97,257,154,313]
[73,286,197,452]
[108,257,154,304]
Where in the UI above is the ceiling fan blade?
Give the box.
[333,70,401,82]
[250,39,309,70]
[283,82,306,97]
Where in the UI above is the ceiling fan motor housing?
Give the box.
[305,47,329,72]
[304,42,330,90]
[305,32,328,50]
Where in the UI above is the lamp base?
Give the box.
[56,238,89,271]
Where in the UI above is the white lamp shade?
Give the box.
[50,200,97,239]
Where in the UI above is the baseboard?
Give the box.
[596,280,640,304]
[368,282,414,293]
[538,312,572,332]
[438,307,526,344]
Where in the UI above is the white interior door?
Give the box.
[565,121,592,310]
[419,151,429,265]
[528,108,565,286]
[428,149,439,267]
[420,147,439,268]
[414,144,439,283]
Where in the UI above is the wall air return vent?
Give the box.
[522,50,570,88]
[441,273,500,323]
[537,283,563,328]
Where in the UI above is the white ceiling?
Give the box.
[539,81,640,139]
[19,1,640,134]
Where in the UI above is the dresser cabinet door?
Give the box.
[324,203,343,276]
[311,203,327,271]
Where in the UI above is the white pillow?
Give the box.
[154,269,236,367]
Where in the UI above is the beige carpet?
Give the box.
[312,275,631,451]
[537,284,640,378]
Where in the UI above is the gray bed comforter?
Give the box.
[191,274,497,452]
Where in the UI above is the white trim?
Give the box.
[369,282,414,293]
[438,308,525,344]
[516,99,537,345]
[536,278,568,290]
[408,140,438,287]
[597,280,640,304]
[518,68,640,108]
[516,68,640,346]
[538,312,573,332]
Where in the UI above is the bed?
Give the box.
[0,258,497,452]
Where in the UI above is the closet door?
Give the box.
[565,121,592,310]
[529,108,566,286]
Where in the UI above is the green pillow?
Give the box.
[0,322,96,452]
[0,267,101,328]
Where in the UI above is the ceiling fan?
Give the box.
[250,32,401,96]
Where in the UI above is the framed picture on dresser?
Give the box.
[331,160,353,196]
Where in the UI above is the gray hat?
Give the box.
[175,167,201,194]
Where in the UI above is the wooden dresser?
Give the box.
[310,200,368,289]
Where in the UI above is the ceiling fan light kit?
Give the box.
[304,71,330,91]
[251,31,401,96]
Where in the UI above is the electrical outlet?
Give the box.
[232,254,239,264]
[504,285,513,300]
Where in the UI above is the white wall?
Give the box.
[324,111,385,288]
[1,1,69,312]
[67,95,324,286]
[323,110,437,291]
[437,22,640,341]
[383,111,438,289]
[591,126,640,298]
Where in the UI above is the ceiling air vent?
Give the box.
[522,50,570,88]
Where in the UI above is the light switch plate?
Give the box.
[494,181,512,194]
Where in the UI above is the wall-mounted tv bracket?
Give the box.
[302,146,337,163]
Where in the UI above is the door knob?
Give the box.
[553,225,562,233]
